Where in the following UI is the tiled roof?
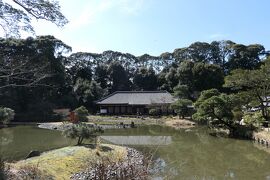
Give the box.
[96,91,176,105]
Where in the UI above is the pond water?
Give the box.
[1,125,270,179]
[0,126,75,161]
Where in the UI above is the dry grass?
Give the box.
[164,118,196,129]
[9,144,127,180]
[253,129,270,142]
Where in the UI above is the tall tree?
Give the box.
[0,36,71,121]
[165,67,179,91]
[0,36,71,90]
[226,44,265,71]
[177,60,194,89]
[107,61,131,92]
[133,67,158,91]
[173,42,212,63]
[171,84,193,118]
[192,62,224,91]
[73,78,104,108]
[94,64,109,89]
[210,40,235,72]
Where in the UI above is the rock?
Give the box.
[130,121,135,128]
[25,150,41,159]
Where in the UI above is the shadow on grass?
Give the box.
[82,144,113,152]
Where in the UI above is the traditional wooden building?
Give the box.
[96,91,176,115]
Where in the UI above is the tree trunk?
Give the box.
[77,137,84,145]
[77,137,81,145]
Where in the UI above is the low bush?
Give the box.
[149,108,161,117]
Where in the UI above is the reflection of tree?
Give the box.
[0,128,13,146]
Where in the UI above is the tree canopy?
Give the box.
[192,89,241,135]
[224,57,270,123]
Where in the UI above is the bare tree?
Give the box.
[0,55,52,90]
[0,0,69,90]
[0,0,68,37]
[0,36,71,91]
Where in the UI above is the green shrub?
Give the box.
[0,107,15,124]
[74,106,89,122]
[148,108,160,116]
[243,111,264,127]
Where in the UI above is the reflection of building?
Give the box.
[101,136,172,145]
[96,91,176,115]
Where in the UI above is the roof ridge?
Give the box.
[114,90,168,93]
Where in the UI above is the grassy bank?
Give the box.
[88,115,196,128]
[9,144,127,179]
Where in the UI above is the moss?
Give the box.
[11,144,127,179]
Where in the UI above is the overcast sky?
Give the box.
[23,0,270,56]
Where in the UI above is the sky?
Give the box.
[22,0,270,56]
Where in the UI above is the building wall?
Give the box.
[99,104,172,115]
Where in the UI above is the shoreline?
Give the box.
[1,115,198,130]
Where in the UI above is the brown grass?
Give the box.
[164,119,196,129]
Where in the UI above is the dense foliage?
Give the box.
[0,35,269,124]
[192,90,239,131]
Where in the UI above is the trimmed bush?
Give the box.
[74,106,89,122]
[63,123,103,145]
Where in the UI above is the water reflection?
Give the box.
[0,128,13,146]
[2,125,270,179]
[0,126,74,161]
[101,136,172,145]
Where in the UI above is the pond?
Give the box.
[1,125,270,179]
